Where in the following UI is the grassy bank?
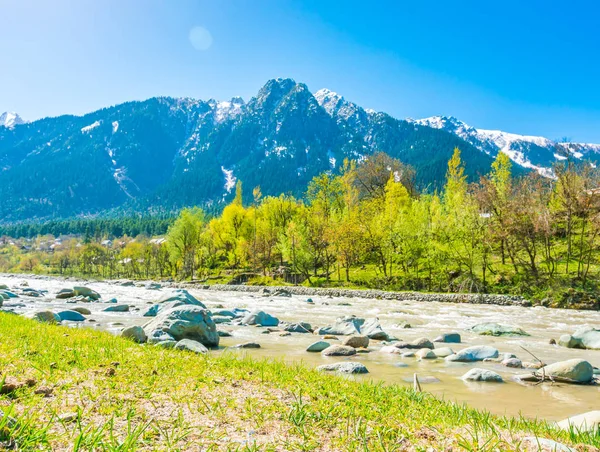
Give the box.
[0,314,597,451]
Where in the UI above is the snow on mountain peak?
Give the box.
[211,97,245,124]
[0,111,25,128]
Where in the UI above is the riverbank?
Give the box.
[1,313,597,451]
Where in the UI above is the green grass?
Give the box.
[0,313,598,451]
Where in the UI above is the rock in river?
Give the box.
[321,345,357,357]
[317,362,368,374]
[241,310,279,327]
[73,286,101,301]
[469,322,529,337]
[144,289,206,317]
[558,327,600,350]
[341,335,369,349]
[283,322,312,333]
[143,305,219,347]
[121,326,147,343]
[446,345,499,362]
[516,359,594,384]
[434,333,461,343]
[316,316,363,336]
[25,310,61,323]
[175,339,208,354]
[307,341,330,352]
[462,368,504,382]
[103,304,130,313]
[57,310,86,322]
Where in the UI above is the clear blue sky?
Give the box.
[2,0,599,142]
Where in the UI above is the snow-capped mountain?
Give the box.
[0,112,25,128]
[411,115,600,177]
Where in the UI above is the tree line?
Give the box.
[2,148,600,307]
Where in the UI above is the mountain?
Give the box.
[411,116,600,177]
[0,112,25,128]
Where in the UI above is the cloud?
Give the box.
[189,26,213,51]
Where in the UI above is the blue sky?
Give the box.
[1,0,599,141]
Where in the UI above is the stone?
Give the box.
[72,307,91,315]
[175,339,208,354]
[502,358,523,368]
[410,337,434,349]
[433,333,461,343]
[25,310,61,323]
[316,316,364,336]
[317,362,368,374]
[217,330,232,337]
[154,340,177,349]
[380,345,404,354]
[143,305,219,347]
[103,304,130,312]
[57,310,86,322]
[558,327,600,350]
[241,310,279,327]
[56,289,76,299]
[232,342,261,349]
[469,322,529,337]
[557,410,600,433]
[446,345,499,362]
[516,359,594,384]
[462,368,504,382]
[415,348,436,359]
[121,326,147,343]
[321,345,357,356]
[73,286,100,300]
[306,341,331,352]
[144,290,206,317]
[283,322,312,333]
[341,335,370,349]
[212,316,232,324]
[432,347,454,358]
[212,309,236,318]
[401,351,415,358]
[361,318,390,340]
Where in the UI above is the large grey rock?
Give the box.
[232,342,261,349]
[469,322,529,337]
[321,345,357,356]
[416,348,436,359]
[175,339,208,354]
[433,333,461,343]
[144,290,206,317]
[57,310,86,322]
[462,368,503,382]
[306,341,330,352]
[446,345,499,362]
[143,305,219,347]
[103,304,130,312]
[410,337,434,349]
[121,326,147,343]
[360,318,389,340]
[317,362,368,374]
[316,316,364,336]
[72,307,91,315]
[56,289,76,299]
[25,310,60,323]
[557,410,600,433]
[558,327,600,350]
[432,347,454,358]
[341,335,369,349]
[241,310,279,327]
[516,359,594,384]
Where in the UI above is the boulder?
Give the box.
[307,341,331,352]
[73,286,100,301]
[317,362,368,374]
[154,340,177,349]
[143,305,219,347]
[469,322,529,337]
[462,368,503,382]
[446,345,499,362]
[557,410,600,433]
[516,359,594,384]
[558,327,600,350]
[380,345,404,354]
[321,345,357,357]
[502,358,523,368]
[316,316,364,336]
[232,342,261,349]
[432,347,454,358]
[433,333,461,343]
[25,310,60,323]
[175,339,208,354]
[212,316,232,324]
[121,326,147,343]
[341,335,370,349]
[212,309,237,318]
[360,318,390,340]
[72,307,91,315]
[0,290,17,299]
[410,337,434,349]
[415,348,436,359]
[240,310,279,327]
[283,322,312,333]
[103,304,130,313]
[144,290,206,317]
[56,289,76,299]
[57,310,86,322]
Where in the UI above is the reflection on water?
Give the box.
[2,274,599,421]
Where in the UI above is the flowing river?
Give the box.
[1,274,599,422]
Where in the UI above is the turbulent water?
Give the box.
[2,274,599,421]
